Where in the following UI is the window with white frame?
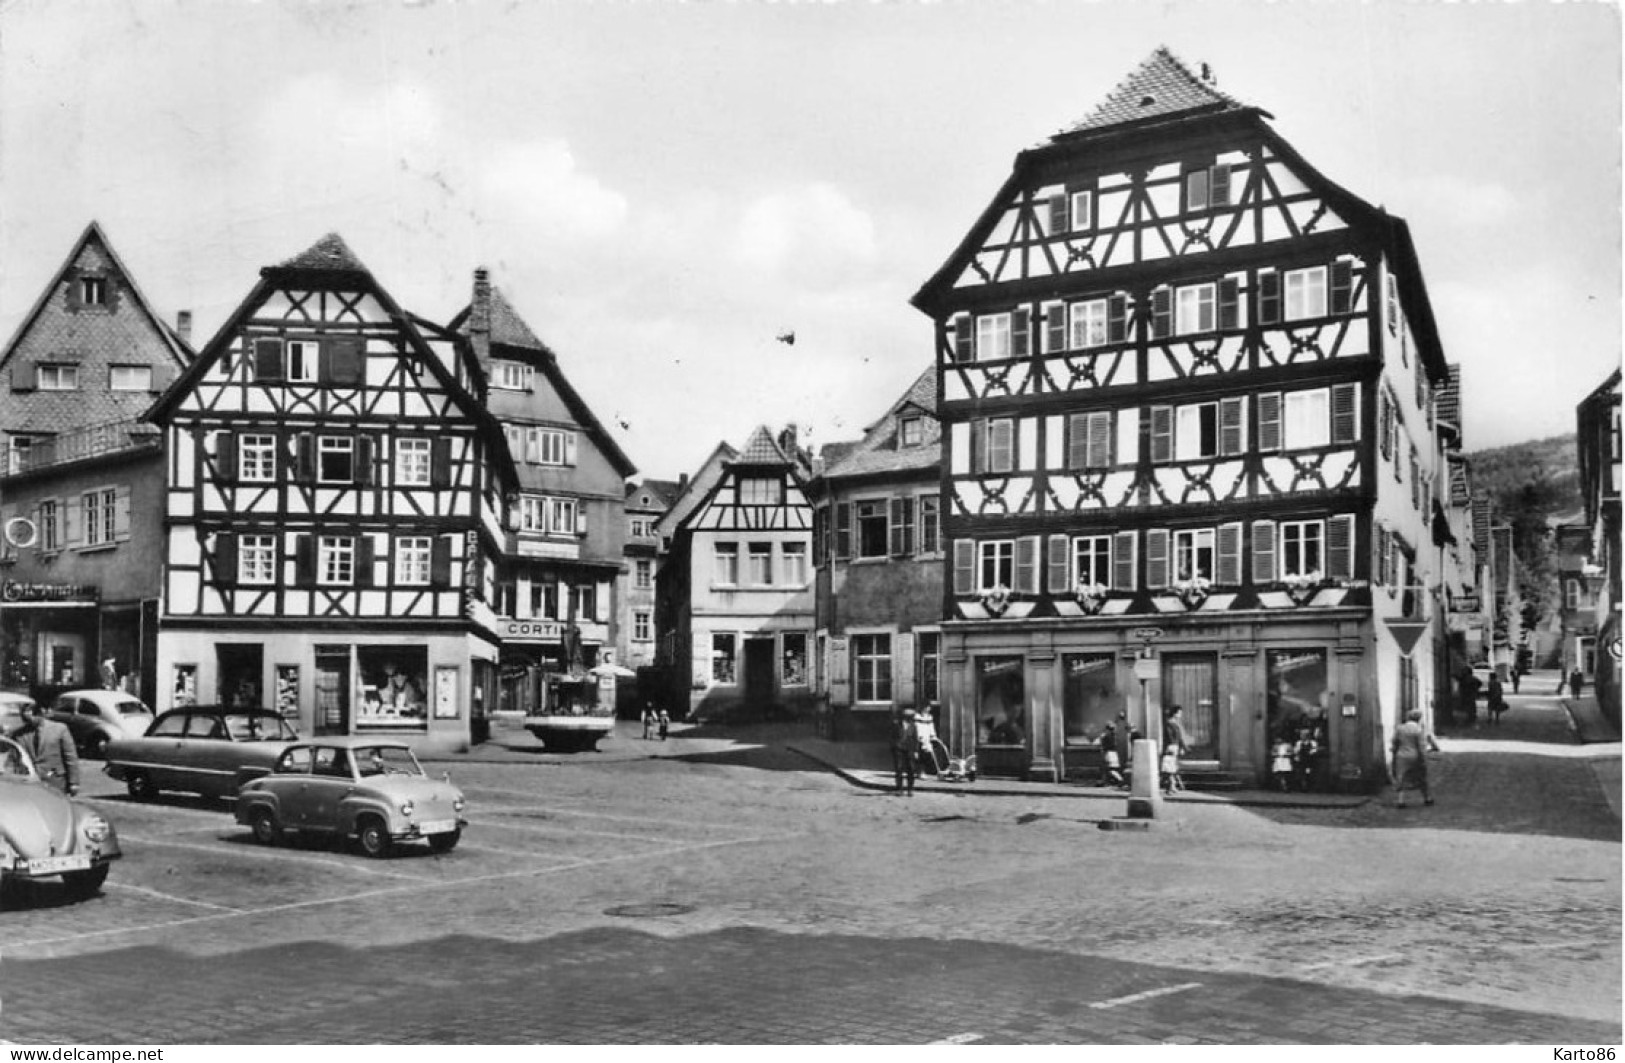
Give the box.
[493,362,532,390]
[1173,529,1215,581]
[899,416,924,448]
[109,365,152,391]
[534,428,573,466]
[1070,190,1093,231]
[1176,283,1216,334]
[240,434,277,482]
[739,477,781,505]
[630,518,654,537]
[286,340,319,383]
[571,583,596,621]
[395,437,432,486]
[1283,390,1331,449]
[395,536,432,585]
[38,500,58,552]
[83,488,117,547]
[978,540,1015,591]
[548,497,578,535]
[985,418,1015,473]
[852,633,893,703]
[240,534,277,585]
[1186,168,1210,212]
[1073,535,1112,588]
[518,495,578,535]
[856,500,889,558]
[1069,299,1108,350]
[37,365,78,391]
[1285,266,1328,320]
[8,435,38,475]
[976,313,1011,361]
[317,436,355,483]
[1279,521,1324,578]
[1175,403,1219,461]
[80,277,107,305]
[781,542,807,585]
[918,496,940,555]
[748,542,774,585]
[634,611,652,641]
[714,542,739,585]
[635,559,652,588]
[318,536,354,585]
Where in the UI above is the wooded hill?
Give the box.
[1466,432,1581,627]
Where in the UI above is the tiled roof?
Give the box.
[736,425,791,466]
[273,233,370,274]
[627,478,682,509]
[1053,47,1254,139]
[488,287,549,352]
[823,367,942,480]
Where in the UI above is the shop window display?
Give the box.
[782,633,807,686]
[357,649,429,730]
[1062,654,1122,744]
[977,657,1026,746]
[1267,649,1330,791]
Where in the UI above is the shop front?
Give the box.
[0,581,157,707]
[942,608,1381,791]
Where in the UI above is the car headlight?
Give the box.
[82,815,111,844]
[399,799,414,816]
[453,795,465,813]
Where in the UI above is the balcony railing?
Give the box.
[7,419,160,477]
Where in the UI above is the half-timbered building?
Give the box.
[807,368,946,741]
[147,235,517,752]
[620,477,680,674]
[0,222,193,707]
[660,427,814,719]
[910,49,1462,788]
[449,272,638,719]
[1576,369,1620,724]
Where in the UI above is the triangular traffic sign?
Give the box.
[1384,619,1430,657]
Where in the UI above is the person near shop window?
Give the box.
[1161,706,1188,795]
[891,708,919,795]
[382,662,425,717]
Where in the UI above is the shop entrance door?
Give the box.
[742,637,776,708]
[313,647,350,736]
[1162,653,1218,760]
[215,643,264,707]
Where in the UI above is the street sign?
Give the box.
[1133,657,1161,681]
[1131,627,1164,642]
[1384,618,1430,657]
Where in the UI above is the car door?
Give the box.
[295,746,356,833]
[269,746,316,827]
[180,713,231,796]
[142,712,190,791]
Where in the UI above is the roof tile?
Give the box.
[1054,46,1253,139]
[274,233,370,274]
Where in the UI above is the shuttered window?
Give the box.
[951,315,972,362]
[833,502,852,560]
[1331,383,1359,444]
[1378,389,1392,460]
[1257,392,1283,452]
[1068,411,1114,469]
[1256,271,1281,325]
[1145,529,1170,589]
[1048,193,1067,235]
[1112,530,1138,591]
[1047,534,1070,593]
[1011,308,1031,358]
[1015,536,1040,594]
[1219,397,1247,456]
[1327,514,1355,580]
[252,338,283,382]
[1218,277,1241,330]
[1042,302,1065,353]
[1330,259,1354,314]
[1150,287,1173,339]
[953,539,976,593]
[1149,406,1173,464]
[1108,294,1129,343]
[1251,520,1277,583]
[1210,163,1232,207]
[986,419,1015,474]
[1216,522,1243,585]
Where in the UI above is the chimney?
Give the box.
[471,268,491,335]
[778,423,798,458]
[1201,62,1215,84]
[678,473,690,494]
[176,310,192,345]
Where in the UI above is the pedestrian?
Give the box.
[1269,734,1295,792]
[1510,664,1521,695]
[891,708,919,795]
[1112,709,1140,789]
[641,702,656,740]
[1099,723,1125,788]
[1161,705,1188,794]
[100,656,119,691]
[913,708,941,776]
[1486,673,1507,726]
[1390,708,1441,808]
[1293,724,1322,792]
[12,701,79,795]
[1457,669,1481,728]
[1570,669,1586,700]
[657,707,670,741]
[1555,669,1568,696]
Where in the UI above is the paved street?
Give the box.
[0,685,1618,1045]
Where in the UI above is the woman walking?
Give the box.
[1390,709,1442,808]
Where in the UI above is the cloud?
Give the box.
[730,183,879,291]
[479,140,629,243]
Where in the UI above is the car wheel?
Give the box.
[427,828,461,854]
[62,864,110,900]
[249,807,281,847]
[126,771,154,801]
[355,816,392,859]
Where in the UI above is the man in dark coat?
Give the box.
[13,701,79,795]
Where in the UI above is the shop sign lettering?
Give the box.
[504,620,563,640]
[2,580,99,602]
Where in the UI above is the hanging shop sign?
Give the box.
[2,580,99,603]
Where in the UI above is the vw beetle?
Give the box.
[0,734,120,899]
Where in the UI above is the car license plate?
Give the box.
[417,819,457,835]
[19,854,92,875]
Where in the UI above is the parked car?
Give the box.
[236,737,466,858]
[50,690,156,758]
[103,706,298,801]
[0,734,121,899]
[0,691,38,737]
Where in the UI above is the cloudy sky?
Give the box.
[1,0,1618,481]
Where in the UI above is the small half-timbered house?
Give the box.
[1577,369,1621,724]
[0,222,193,707]
[147,234,517,752]
[911,49,1462,788]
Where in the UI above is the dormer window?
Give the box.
[899,416,923,448]
[493,362,532,390]
[1185,163,1232,213]
[80,277,107,305]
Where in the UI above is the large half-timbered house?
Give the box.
[147,235,517,752]
[910,49,1462,788]
[0,222,193,708]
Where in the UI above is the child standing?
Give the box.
[1270,737,1295,792]
[1099,724,1125,788]
[657,707,670,741]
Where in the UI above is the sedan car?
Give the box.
[50,690,156,758]
[236,738,466,858]
[0,691,37,738]
[104,706,297,801]
[0,734,120,899]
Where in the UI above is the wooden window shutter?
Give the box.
[1112,530,1137,590]
[355,436,374,486]
[1145,529,1170,589]
[63,496,81,548]
[253,338,284,381]
[1149,406,1173,464]
[969,419,985,475]
[1087,411,1112,469]
[1257,392,1283,452]
[430,536,453,586]
[834,502,852,560]
[1016,535,1040,594]
[355,535,375,587]
[1216,521,1242,586]
[1047,534,1070,593]
[216,433,237,483]
[951,316,972,362]
[1331,383,1358,444]
[1251,520,1277,584]
[1044,303,1065,353]
[1066,413,1089,469]
[296,433,315,482]
[1150,287,1173,339]
[328,337,364,385]
[1048,193,1067,235]
[294,534,314,587]
[597,581,611,623]
[215,534,237,587]
[1330,260,1354,314]
[1011,307,1031,358]
[1328,514,1355,580]
[430,438,453,487]
[1218,277,1241,330]
[1375,526,1390,586]
[10,365,35,392]
[1210,163,1232,207]
[890,498,908,557]
[1377,390,1392,459]
[953,539,976,594]
[114,485,131,541]
[989,419,1014,473]
[1108,294,1129,343]
[1257,271,1281,325]
[1219,397,1247,456]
